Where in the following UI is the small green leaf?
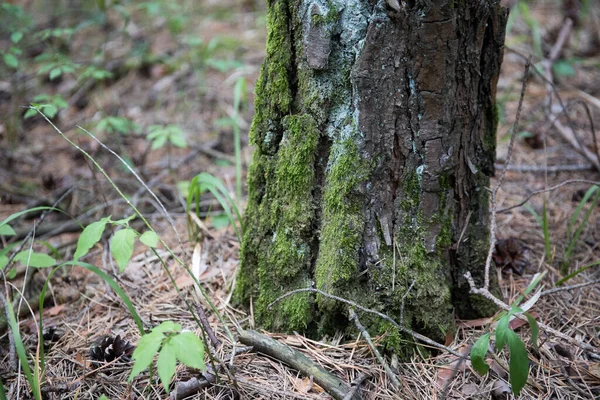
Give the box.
[74,217,110,260]
[111,228,137,273]
[7,267,17,279]
[98,395,110,400]
[11,31,23,44]
[157,339,177,391]
[171,332,206,371]
[139,231,159,248]
[14,250,57,268]
[169,130,187,148]
[524,312,539,351]
[24,108,37,119]
[552,60,575,77]
[151,134,168,150]
[43,104,58,118]
[112,214,136,226]
[506,330,529,396]
[495,314,510,351]
[129,332,164,381]
[4,53,18,69]
[152,321,181,334]
[0,256,9,269]
[211,213,230,229]
[0,224,16,236]
[49,67,62,80]
[470,333,490,375]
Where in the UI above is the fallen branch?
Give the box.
[342,373,369,400]
[348,308,400,391]
[238,329,358,400]
[170,346,252,400]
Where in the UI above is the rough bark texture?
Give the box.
[235,0,507,347]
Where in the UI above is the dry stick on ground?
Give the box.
[342,373,369,400]
[348,308,400,391]
[170,346,252,400]
[269,288,465,359]
[485,57,531,290]
[498,178,600,213]
[540,278,600,296]
[238,329,358,400]
[195,304,221,348]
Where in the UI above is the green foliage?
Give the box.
[147,125,187,149]
[25,94,68,119]
[187,172,243,241]
[79,65,113,81]
[470,273,544,396]
[470,333,490,375]
[96,116,141,135]
[74,215,158,273]
[13,250,57,268]
[36,52,79,80]
[129,321,206,392]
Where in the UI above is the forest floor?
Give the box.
[1,1,599,399]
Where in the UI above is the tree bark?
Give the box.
[236,0,507,345]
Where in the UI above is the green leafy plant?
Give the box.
[96,116,141,135]
[35,53,79,81]
[73,214,159,272]
[147,124,187,150]
[186,172,243,241]
[470,273,544,396]
[79,65,113,82]
[0,3,32,69]
[128,321,206,391]
[24,94,68,119]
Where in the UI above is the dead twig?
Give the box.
[498,179,600,213]
[238,329,357,400]
[342,373,369,400]
[170,346,252,400]
[486,58,531,290]
[540,279,600,296]
[348,308,401,391]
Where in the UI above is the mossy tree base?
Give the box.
[235,0,507,347]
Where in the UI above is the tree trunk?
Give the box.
[236,0,507,345]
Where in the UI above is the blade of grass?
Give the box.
[4,298,41,400]
[555,260,600,286]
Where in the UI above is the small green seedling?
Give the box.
[73,215,159,272]
[96,116,141,135]
[24,94,68,119]
[129,321,206,391]
[147,124,187,150]
[470,272,545,396]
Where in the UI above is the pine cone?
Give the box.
[90,335,135,364]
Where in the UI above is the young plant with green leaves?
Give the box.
[470,272,544,396]
[24,94,68,120]
[128,321,206,391]
[73,214,159,273]
[186,172,243,242]
[147,124,187,150]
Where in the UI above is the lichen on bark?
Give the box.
[236,0,507,348]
